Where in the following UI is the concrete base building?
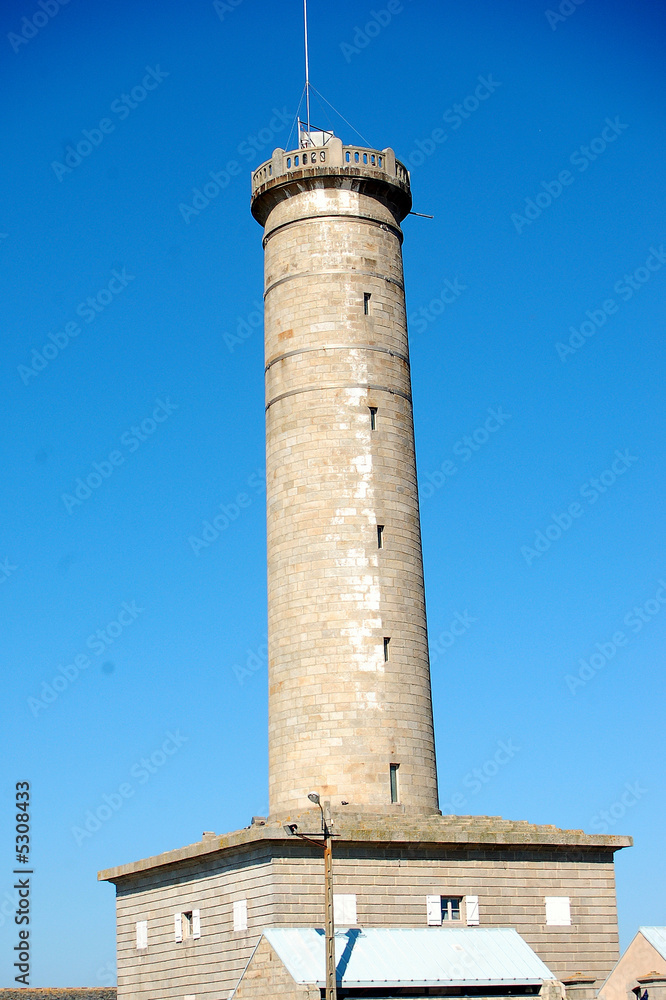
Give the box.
[99,811,629,998]
[100,133,631,997]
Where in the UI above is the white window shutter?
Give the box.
[174,912,183,942]
[545,896,571,926]
[426,895,442,925]
[334,894,357,926]
[192,909,201,939]
[465,896,480,925]
[233,899,248,931]
[136,920,148,949]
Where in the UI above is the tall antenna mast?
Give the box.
[303,0,311,133]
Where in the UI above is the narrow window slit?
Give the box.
[364,292,371,314]
[383,637,390,661]
[390,763,399,803]
[369,407,377,430]
[377,525,384,549]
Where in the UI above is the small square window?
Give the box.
[442,897,461,921]
[426,895,463,925]
[175,909,200,942]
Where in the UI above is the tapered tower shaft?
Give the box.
[251,137,439,817]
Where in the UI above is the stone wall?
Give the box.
[233,938,316,1000]
[255,156,439,818]
[110,832,622,1000]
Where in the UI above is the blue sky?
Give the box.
[1,0,665,986]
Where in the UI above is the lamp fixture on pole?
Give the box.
[284,793,337,1000]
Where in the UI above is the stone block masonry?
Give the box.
[251,138,439,817]
[99,812,631,999]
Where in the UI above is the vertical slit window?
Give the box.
[377,525,384,549]
[369,407,377,430]
[390,764,399,803]
[364,292,371,314]
[383,637,390,661]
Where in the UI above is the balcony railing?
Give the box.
[251,137,409,196]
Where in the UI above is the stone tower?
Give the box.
[99,132,631,1000]
[251,134,440,818]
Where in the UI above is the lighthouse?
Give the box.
[251,128,439,818]
[99,129,630,1000]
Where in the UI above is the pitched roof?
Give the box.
[641,928,666,960]
[263,926,555,988]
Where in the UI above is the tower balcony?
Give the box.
[251,137,412,226]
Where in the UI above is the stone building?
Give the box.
[99,128,630,999]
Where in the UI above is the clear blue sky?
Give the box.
[1,0,665,986]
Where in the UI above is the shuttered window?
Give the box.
[334,894,357,926]
[426,895,464,924]
[545,896,571,926]
[136,920,147,950]
[426,895,442,925]
[174,912,183,943]
[233,899,248,931]
[465,895,480,925]
[192,909,201,939]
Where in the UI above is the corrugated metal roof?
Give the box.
[263,927,555,988]
[640,927,666,960]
